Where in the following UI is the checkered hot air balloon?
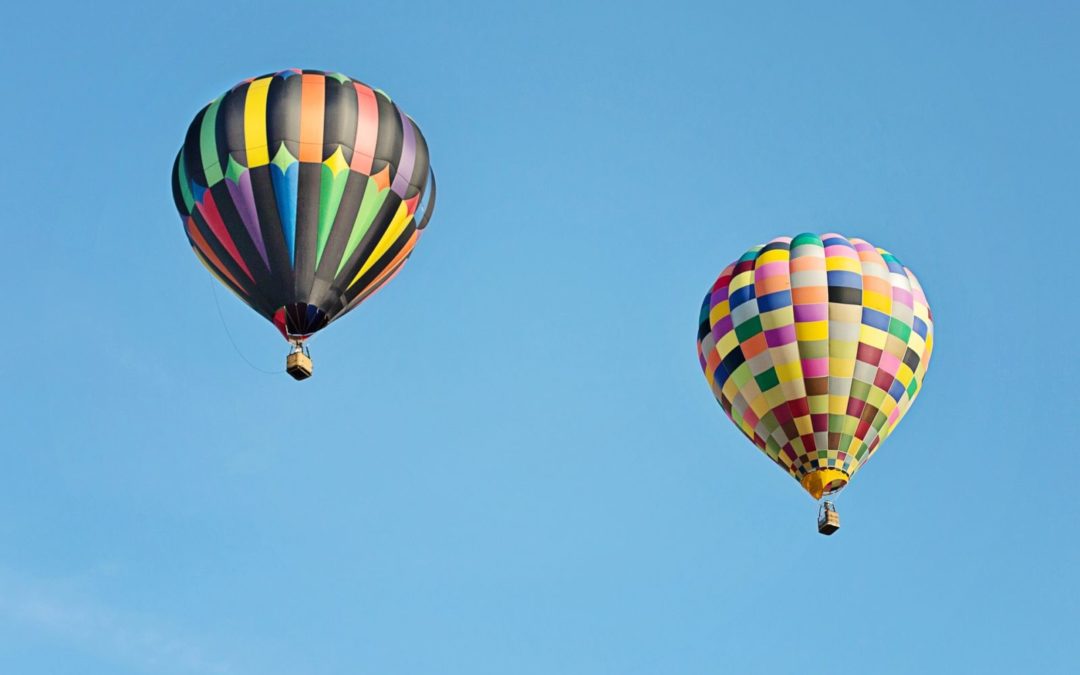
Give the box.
[171,69,436,379]
[696,233,933,533]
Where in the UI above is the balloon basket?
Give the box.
[817,501,840,536]
[286,348,313,381]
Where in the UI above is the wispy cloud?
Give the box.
[0,569,238,675]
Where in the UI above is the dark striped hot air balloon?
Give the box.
[171,69,436,379]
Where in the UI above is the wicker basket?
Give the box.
[286,351,313,380]
[817,507,840,536]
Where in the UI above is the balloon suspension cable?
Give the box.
[289,338,311,357]
[209,278,281,375]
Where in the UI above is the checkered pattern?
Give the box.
[697,233,934,492]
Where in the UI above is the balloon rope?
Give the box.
[209,279,281,375]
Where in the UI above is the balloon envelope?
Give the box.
[696,233,933,499]
[171,69,435,340]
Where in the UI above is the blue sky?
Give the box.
[2,1,1078,673]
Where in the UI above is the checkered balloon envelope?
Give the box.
[696,233,933,500]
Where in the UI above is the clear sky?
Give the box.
[2,1,1078,674]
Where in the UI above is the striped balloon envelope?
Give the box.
[696,233,934,500]
[171,69,435,343]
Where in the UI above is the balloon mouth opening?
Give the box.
[801,469,850,500]
[272,304,329,341]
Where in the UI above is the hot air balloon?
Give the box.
[171,69,436,380]
[696,233,933,534]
